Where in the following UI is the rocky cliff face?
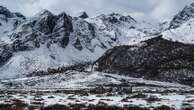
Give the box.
[0,6,25,44]
[7,10,160,54]
[9,10,153,54]
[95,36,194,86]
[10,10,73,52]
[0,6,25,19]
[0,41,12,66]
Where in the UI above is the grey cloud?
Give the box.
[0,0,193,21]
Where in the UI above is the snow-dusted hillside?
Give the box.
[0,71,193,109]
[162,2,194,43]
[169,2,194,29]
[163,18,194,43]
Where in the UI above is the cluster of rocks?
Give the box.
[27,62,92,77]
[0,100,178,110]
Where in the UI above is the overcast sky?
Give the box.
[0,0,193,21]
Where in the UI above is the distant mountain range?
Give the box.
[0,2,194,82]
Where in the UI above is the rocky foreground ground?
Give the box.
[0,71,194,110]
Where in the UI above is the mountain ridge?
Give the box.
[0,2,194,79]
[0,6,161,79]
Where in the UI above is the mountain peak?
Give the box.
[0,5,14,18]
[0,5,8,10]
[109,13,122,17]
[96,13,136,24]
[0,6,10,12]
[77,11,89,19]
[35,9,54,18]
[191,2,194,7]
[169,2,194,29]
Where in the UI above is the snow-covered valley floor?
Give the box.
[0,71,194,110]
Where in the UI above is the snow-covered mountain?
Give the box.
[0,6,25,43]
[0,3,194,110]
[0,7,160,79]
[163,18,194,43]
[169,2,194,29]
[1,2,194,79]
[162,2,194,43]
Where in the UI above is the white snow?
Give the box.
[1,93,193,109]
[163,18,194,44]
[0,43,106,79]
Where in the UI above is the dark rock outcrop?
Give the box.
[54,12,73,36]
[95,35,194,86]
[99,13,136,25]
[0,6,14,18]
[36,10,56,34]
[0,42,13,66]
[78,12,89,19]
[10,10,73,51]
[0,6,25,19]
[72,19,96,52]
[14,12,26,19]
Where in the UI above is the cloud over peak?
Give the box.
[0,0,193,21]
